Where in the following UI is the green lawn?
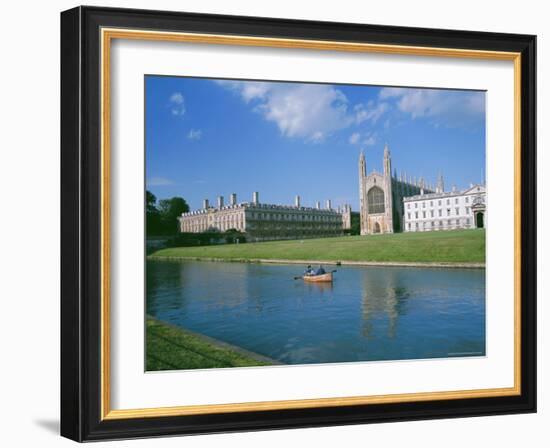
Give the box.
[150,229,485,264]
[146,317,272,371]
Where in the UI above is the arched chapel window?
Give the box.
[367,187,385,214]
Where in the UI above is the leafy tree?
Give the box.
[146,190,162,236]
[146,190,157,213]
[349,212,361,235]
[158,197,190,234]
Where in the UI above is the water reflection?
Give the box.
[147,260,485,365]
[305,282,333,293]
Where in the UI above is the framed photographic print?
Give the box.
[60,6,536,442]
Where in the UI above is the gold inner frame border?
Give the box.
[99,27,522,421]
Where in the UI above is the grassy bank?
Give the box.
[151,229,485,264]
[146,317,274,371]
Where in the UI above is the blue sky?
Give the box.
[145,76,486,211]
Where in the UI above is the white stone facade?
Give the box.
[179,193,352,242]
[402,184,486,232]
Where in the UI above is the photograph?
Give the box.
[144,76,487,371]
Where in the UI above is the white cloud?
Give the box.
[378,87,485,127]
[241,83,270,102]
[169,92,185,116]
[170,92,184,103]
[214,80,269,102]
[216,80,353,142]
[215,81,483,139]
[147,177,174,186]
[349,132,361,145]
[363,134,376,146]
[354,101,389,124]
[349,131,376,147]
[259,84,352,141]
[187,129,202,140]
[379,87,408,99]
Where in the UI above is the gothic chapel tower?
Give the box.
[358,144,398,235]
[358,150,368,235]
[383,143,394,233]
[358,144,430,235]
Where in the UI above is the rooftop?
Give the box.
[181,202,350,216]
[403,184,485,201]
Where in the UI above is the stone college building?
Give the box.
[359,144,486,235]
[179,192,352,242]
[402,184,486,232]
[179,143,486,240]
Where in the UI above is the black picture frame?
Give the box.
[61,5,536,442]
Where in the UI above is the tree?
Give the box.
[146,190,162,236]
[349,212,361,235]
[146,190,157,213]
[158,197,190,234]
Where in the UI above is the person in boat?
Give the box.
[304,265,314,276]
[315,265,326,275]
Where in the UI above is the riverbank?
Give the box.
[148,257,484,269]
[146,317,278,371]
[150,229,486,266]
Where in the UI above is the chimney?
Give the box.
[203,199,209,209]
[252,191,259,205]
[217,195,224,208]
[295,195,301,207]
[316,201,321,210]
[230,193,237,206]
[326,199,332,210]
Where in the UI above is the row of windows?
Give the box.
[250,212,339,222]
[406,196,471,210]
[181,220,244,230]
[407,218,471,230]
[213,219,244,227]
[248,223,341,230]
[182,224,246,233]
[181,212,244,232]
[181,212,341,231]
[407,207,472,220]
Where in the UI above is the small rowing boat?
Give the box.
[302,272,333,283]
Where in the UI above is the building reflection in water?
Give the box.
[359,268,410,339]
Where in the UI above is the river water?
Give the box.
[147,260,485,365]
